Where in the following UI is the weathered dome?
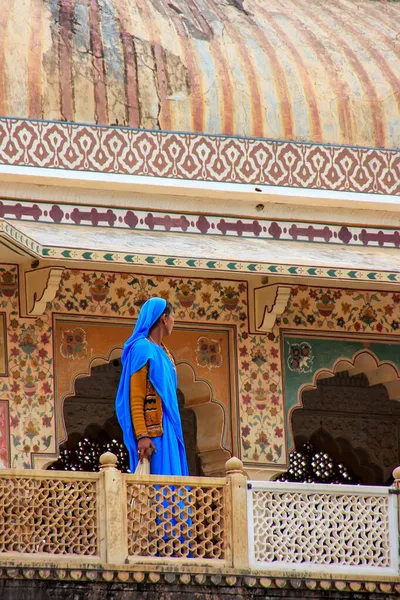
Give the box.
[1,0,399,149]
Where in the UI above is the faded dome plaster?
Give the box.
[0,0,400,149]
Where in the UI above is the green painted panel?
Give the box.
[282,334,400,450]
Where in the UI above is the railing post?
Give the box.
[392,466,400,534]
[100,452,128,565]
[225,457,249,569]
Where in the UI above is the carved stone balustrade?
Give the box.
[0,456,398,598]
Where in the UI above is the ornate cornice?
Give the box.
[0,117,399,195]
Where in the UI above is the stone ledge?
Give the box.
[0,565,399,596]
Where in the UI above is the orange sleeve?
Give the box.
[130,365,149,439]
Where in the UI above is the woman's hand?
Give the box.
[138,437,156,463]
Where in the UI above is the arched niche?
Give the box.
[176,361,230,476]
[282,334,400,483]
[47,350,230,475]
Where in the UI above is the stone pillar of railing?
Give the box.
[392,466,400,534]
[225,456,249,570]
[100,452,128,565]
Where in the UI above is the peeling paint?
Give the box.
[1,0,400,147]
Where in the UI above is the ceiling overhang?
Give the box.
[1,219,400,285]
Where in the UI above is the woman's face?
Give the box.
[163,310,175,336]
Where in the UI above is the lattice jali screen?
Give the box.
[126,481,226,559]
[0,476,99,556]
[249,484,396,572]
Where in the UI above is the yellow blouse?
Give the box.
[129,344,175,439]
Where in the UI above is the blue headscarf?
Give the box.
[116,298,187,474]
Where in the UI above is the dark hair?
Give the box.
[150,300,174,331]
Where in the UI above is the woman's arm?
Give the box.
[130,365,156,462]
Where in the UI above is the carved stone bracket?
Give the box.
[25,267,63,316]
[255,284,291,332]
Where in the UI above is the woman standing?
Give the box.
[116,297,188,476]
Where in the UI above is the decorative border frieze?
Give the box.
[0,564,399,594]
[0,117,399,195]
[1,220,400,283]
[1,198,400,249]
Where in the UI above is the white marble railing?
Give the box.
[247,481,399,575]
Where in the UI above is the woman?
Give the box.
[116,297,188,476]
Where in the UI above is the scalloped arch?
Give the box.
[56,349,230,475]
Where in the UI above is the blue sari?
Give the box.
[115,298,188,476]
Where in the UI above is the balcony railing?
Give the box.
[248,481,398,575]
[0,453,398,576]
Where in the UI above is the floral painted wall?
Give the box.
[1,263,400,470]
[51,270,283,466]
[0,266,54,468]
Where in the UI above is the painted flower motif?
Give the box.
[0,270,17,297]
[359,304,377,325]
[60,328,88,360]
[251,343,268,367]
[42,415,52,428]
[299,298,310,311]
[23,375,36,398]
[177,283,196,308]
[341,302,351,314]
[19,326,38,355]
[10,416,19,428]
[317,293,335,317]
[73,283,83,295]
[40,333,50,345]
[24,421,39,439]
[255,431,269,447]
[42,381,52,394]
[89,278,109,302]
[195,337,222,370]
[384,304,394,316]
[221,286,239,311]
[336,317,345,328]
[133,291,149,307]
[254,386,267,409]
[287,341,314,373]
